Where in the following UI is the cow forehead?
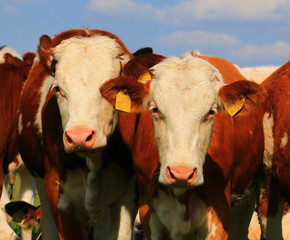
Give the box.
[54,36,125,90]
[53,35,122,60]
[151,57,218,111]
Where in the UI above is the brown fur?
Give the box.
[0,49,35,195]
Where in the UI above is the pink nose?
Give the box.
[64,128,96,151]
[166,166,197,185]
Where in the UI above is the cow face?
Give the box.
[148,57,223,188]
[42,35,131,157]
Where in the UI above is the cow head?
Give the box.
[101,56,266,190]
[38,30,132,164]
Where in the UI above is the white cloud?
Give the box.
[87,0,290,21]
[155,31,240,48]
[229,41,290,61]
[87,0,154,17]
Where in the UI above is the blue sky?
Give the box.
[1,0,289,67]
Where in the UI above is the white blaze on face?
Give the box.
[52,36,130,153]
[149,57,223,188]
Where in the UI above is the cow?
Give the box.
[254,61,290,240]
[101,52,267,239]
[17,28,141,240]
[188,52,290,239]
[242,65,279,84]
[0,46,37,240]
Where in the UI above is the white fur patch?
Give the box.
[18,113,23,134]
[242,66,279,84]
[152,189,208,239]
[0,46,22,63]
[233,63,252,81]
[34,75,54,135]
[280,132,288,149]
[263,113,274,167]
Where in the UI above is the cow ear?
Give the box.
[38,35,56,75]
[22,52,36,78]
[100,76,150,113]
[218,80,266,116]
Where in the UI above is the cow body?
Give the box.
[101,53,267,239]
[0,46,37,240]
[18,29,137,240]
[242,65,279,84]
[255,61,290,239]
[0,46,25,195]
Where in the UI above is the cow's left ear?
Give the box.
[38,35,56,75]
[100,76,151,113]
[218,80,267,116]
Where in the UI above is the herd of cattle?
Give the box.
[0,28,289,240]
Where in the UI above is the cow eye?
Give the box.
[52,81,64,97]
[206,104,217,120]
[149,102,160,118]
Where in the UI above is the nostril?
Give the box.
[187,168,197,180]
[66,133,73,144]
[167,167,176,179]
[188,172,194,180]
[86,132,94,142]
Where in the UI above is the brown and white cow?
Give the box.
[0,46,37,240]
[189,52,290,239]
[18,29,139,240]
[242,65,279,84]
[101,53,267,239]
[254,61,290,239]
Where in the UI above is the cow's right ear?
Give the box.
[38,35,56,75]
[217,80,266,116]
[100,76,150,113]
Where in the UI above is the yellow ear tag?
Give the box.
[225,97,246,116]
[138,72,151,83]
[13,210,25,223]
[115,89,131,113]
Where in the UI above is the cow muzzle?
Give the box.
[166,166,197,187]
[64,128,96,151]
